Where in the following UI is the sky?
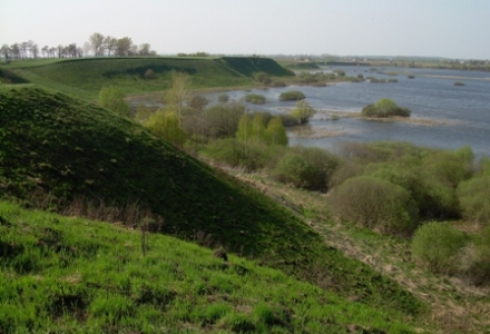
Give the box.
[1,0,489,59]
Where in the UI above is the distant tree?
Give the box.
[83,42,91,56]
[103,36,117,56]
[48,47,56,58]
[116,37,132,56]
[20,41,28,59]
[139,43,151,56]
[41,45,49,58]
[89,32,105,57]
[10,43,20,60]
[76,47,84,58]
[56,45,64,58]
[0,44,10,60]
[129,44,138,56]
[291,100,316,125]
[98,86,130,117]
[29,42,39,58]
[68,44,77,58]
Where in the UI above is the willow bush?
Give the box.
[328,176,419,235]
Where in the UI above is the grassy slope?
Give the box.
[0,57,293,100]
[0,87,423,318]
[0,200,417,333]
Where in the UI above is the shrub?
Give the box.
[202,138,279,171]
[411,222,468,274]
[291,100,316,125]
[457,176,490,224]
[361,98,410,118]
[328,161,362,189]
[272,153,319,189]
[291,146,340,191]
[217,93,229,103]
[144,68,155,80]
[328,176,418,235]
[254,72,271,85]
[244,93,266,104]
[279,90,305,101]
[271,80,286,87]
[97,86,129,117]
[144,110,187,147]
[134,104,154,123]
[204,102,245,138]
[466,226,490,285]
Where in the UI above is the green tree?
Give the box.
[291,100,316,125]
[144,110,187,147]
[98,86,129,117]
[165,72,190,119]
[265,117,288,146]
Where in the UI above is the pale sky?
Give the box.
[1,0,488,59]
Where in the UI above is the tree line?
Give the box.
[0,32,156,61]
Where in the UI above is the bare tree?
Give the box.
[48,47,56,58]
[41,45,49,58]
[11,44,20,60]
[31,43,39,59]
[56,45,64,58]
[76,47,84,58]
[68,43,77,58]
[89,32,105,57]
[103,36,117,56]
[20,41,29,59]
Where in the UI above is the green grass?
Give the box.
[0,57,294,100]
[0,200,417,333]
[0,86,424,318]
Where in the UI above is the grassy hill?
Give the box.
[0,57,293,100]
[0,200,418,333]
[0,86,423,320]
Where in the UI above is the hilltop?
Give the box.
[0,87,423,320]
[0,57,293,100]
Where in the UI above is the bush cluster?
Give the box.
[279,90,305,101]
[327,142,476,235]
[328,176,418,235]
[244,93,266,104]
[411,222,467,274]
[361,98,410,118]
